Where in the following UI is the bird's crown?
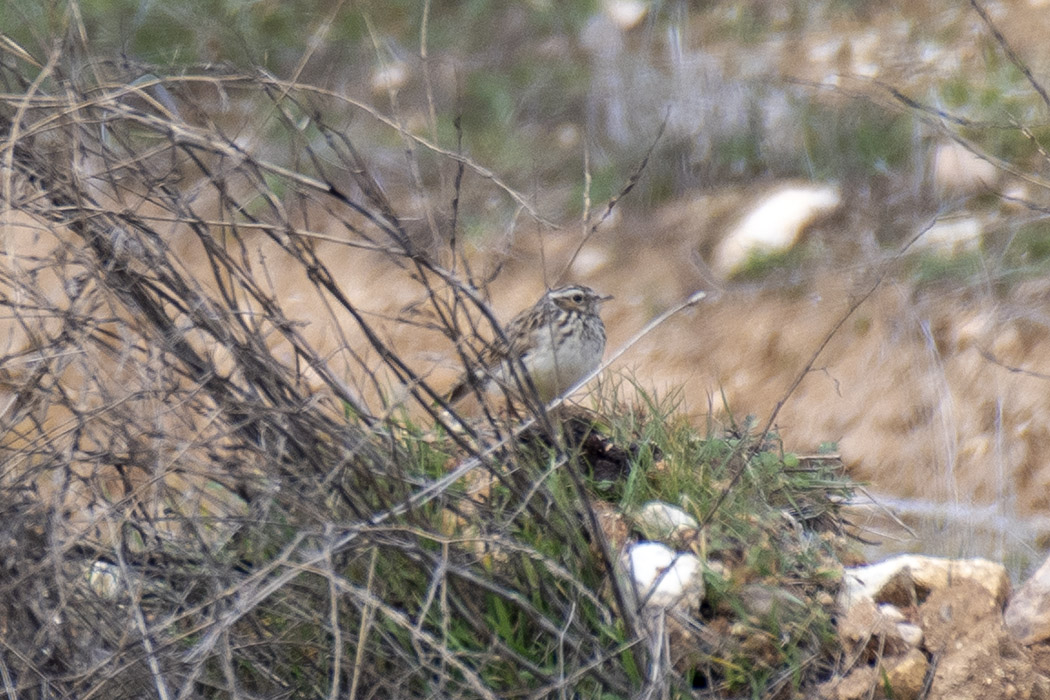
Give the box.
[546,285,611,313]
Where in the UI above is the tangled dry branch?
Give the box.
[0,46,655,699]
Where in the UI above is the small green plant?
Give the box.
[910,249,985,288]
[731,243,813,282]
[581,377,856,697]
[1002,220,1050,271]
[801,100,916,180]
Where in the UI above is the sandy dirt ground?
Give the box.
[324,192,1050,573]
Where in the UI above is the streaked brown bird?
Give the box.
[446,284,612,405]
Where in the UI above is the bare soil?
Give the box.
[362,195,1050,572]
[578,209,1050,568]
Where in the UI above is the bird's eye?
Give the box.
[572,293,584,303]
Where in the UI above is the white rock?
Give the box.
[621,541,704,610]
[634,501,699,540]
[852,62,879,78]
[878,603,906,622]
[556,123,580,149]
[604,0,648,29]
[807,38,842,64]
[87,560,122,599]
[932,140,1000,196]
[569,247,608,276]
[912,216,982,255]
[370,62,408,94]
[838,598,925,665]
[849,31,882,78]
[838,554,1010,611]
[896,622,924,648]
[711,183,841,276]
[1005,552,1050,644]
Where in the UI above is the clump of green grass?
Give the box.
[909,248,986,288]
[1001,220,1050,273]
[213,379,855,698]
[0,18,865,694]
[729,243,814,283]
[800,100,916,181]
[585,380,853,697]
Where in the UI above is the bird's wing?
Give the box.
[444,304,537,404]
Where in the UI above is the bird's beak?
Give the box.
[599,293,614,303]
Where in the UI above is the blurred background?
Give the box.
[6,0,1050,573]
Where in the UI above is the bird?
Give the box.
[446,284,613,406]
